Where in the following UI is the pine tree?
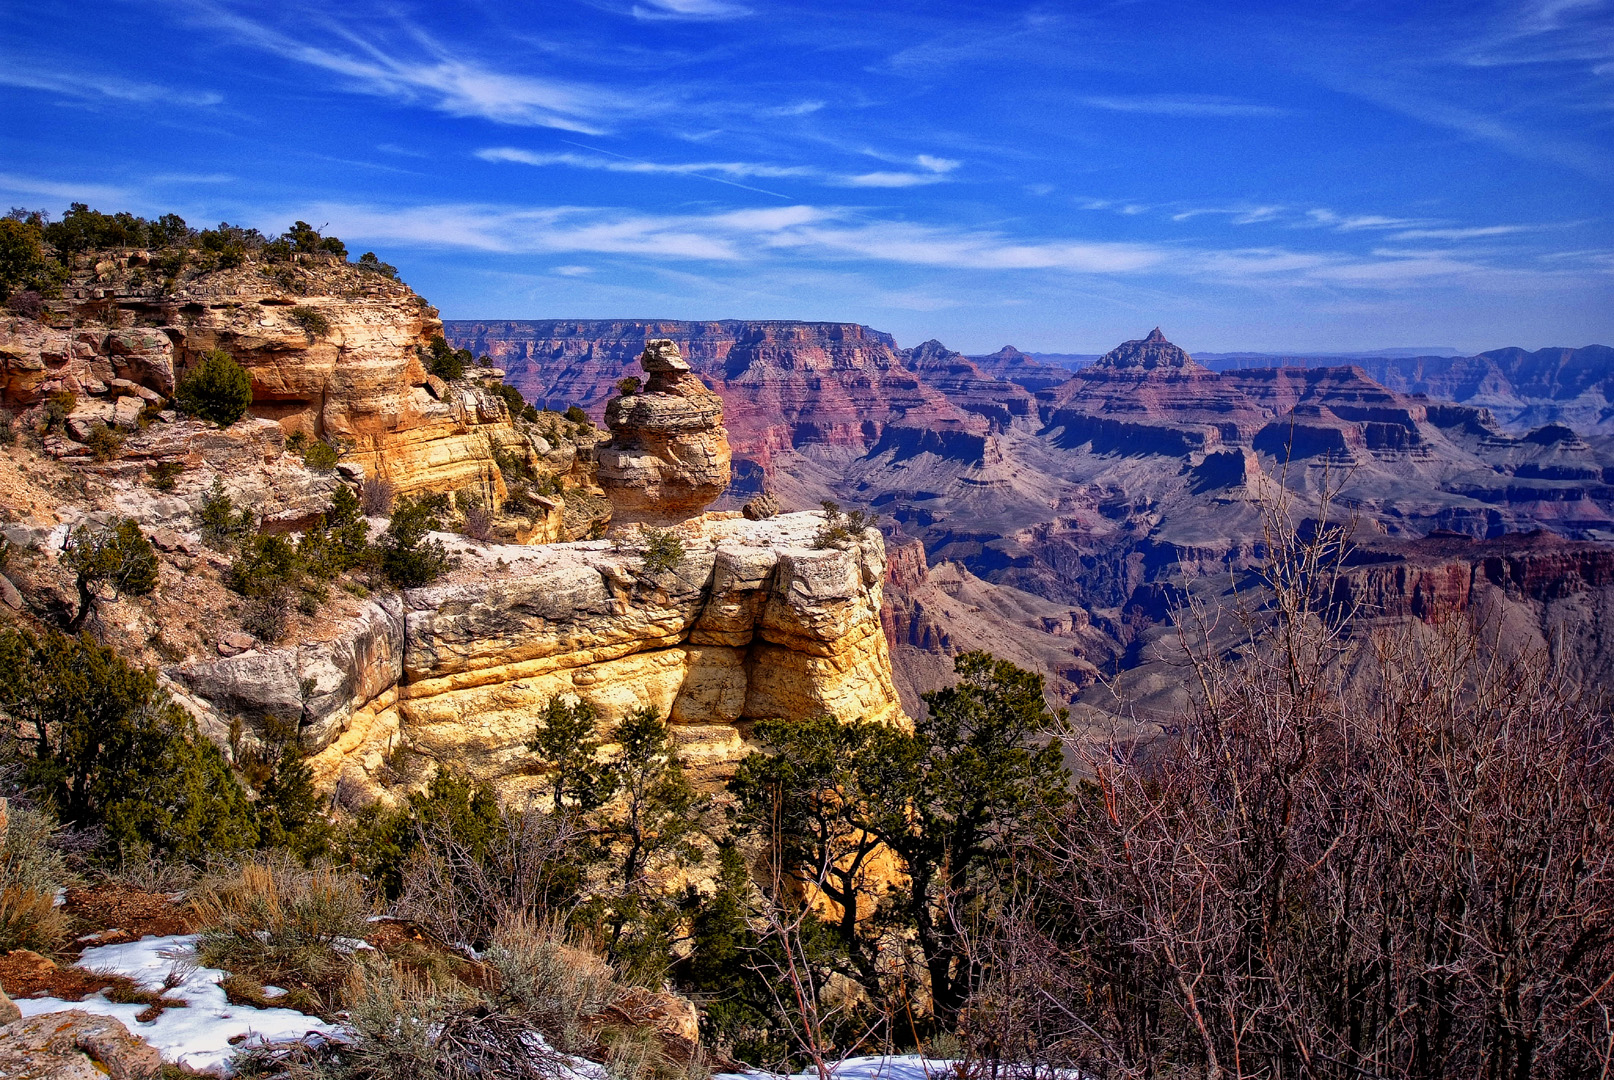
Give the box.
[603,706,701,893]
[175,348,253,427]
[61,519,159,631]
[730,713,918,980]
[527,695,615,814]
[889,651,1071,1026]
[0,629,257,861]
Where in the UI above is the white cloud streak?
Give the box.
[0,172,131,206]
[1078,94,1291,117]
[0,60,222,107]
[631,0,752,20]
[181,2,637,133]
[477,147,959,189]
[297,198,1580,293]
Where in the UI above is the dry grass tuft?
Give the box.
[192,856,374,1016]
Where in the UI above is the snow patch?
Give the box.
[13,933,338,1076]
[715,1055,965,1080]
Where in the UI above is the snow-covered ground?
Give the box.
[715,1056,964,1080]
[13,934,338,1075]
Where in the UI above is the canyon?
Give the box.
[449,319,1614,725]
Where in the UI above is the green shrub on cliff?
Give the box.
[61,518,159,631]
[356,251,398,279]
[176,348,254,427]
[425,335,470,382]
[197,477,256,549]
[0,212,61,302]
[378,495,453,588]
[0,628,258,862]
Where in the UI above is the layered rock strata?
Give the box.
[171,512,905,800]
[0,255,528,504]
[445,319,985,480]
[599,340,731,525]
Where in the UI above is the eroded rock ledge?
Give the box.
[172,511,904,801]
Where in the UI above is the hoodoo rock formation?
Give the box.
[171,511,904,800]
[599,340,731,525]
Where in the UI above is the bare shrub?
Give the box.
[0,805,69,949]
[241,591,290,642]
[361,477,395,516]
[2,804,69,896]
[0,884,65,952]
[393,802,584,949]
[1019,486,1614,1080]
[484,911,615,1053]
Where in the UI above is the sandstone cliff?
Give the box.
[168,511,904,800]
[0,252,541,507]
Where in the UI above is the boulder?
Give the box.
[0,1010,164,1080]
[742,492,780,520]
[111,396,144,429]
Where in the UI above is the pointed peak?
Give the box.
[1092,328,1201,372]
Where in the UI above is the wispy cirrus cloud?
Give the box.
[631,0,751,20]
[477,146,962,190]
[1078,94,1291,118]
[304,200,1164,272]
[1393,224,1536,240]
[0,59,222,107]
[0,172,131,206]
[180,2,639,133]
[296,197,1578,293]
[1306,209,1429,231]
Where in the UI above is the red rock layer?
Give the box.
[446,319,981,476]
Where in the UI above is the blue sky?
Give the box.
[3,1,1610,353]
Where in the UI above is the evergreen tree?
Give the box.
[0,213,60,301]
[253,721,329,860]
[730,714,918,980]
[175,348,253,426]
[341,765,507,900]
[325,483,371,570]
[197,477,255,550]
[527,695,615,814]
[61,519,159,631]
[887,651,1071,1026]
[378,495,452,587]
[603,705,701,893]
[0,629,257,861]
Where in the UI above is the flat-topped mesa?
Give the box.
[599,339,731,526]
[1094,327,1202,372]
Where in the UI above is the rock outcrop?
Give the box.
[171,512,905,800]
[445,319,984,484]
[598,340,730,525]
[0,255,532,505]
[0,1011,163,1080]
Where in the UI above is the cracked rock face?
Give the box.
[598,340,730,526]
[173,512,905,802]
